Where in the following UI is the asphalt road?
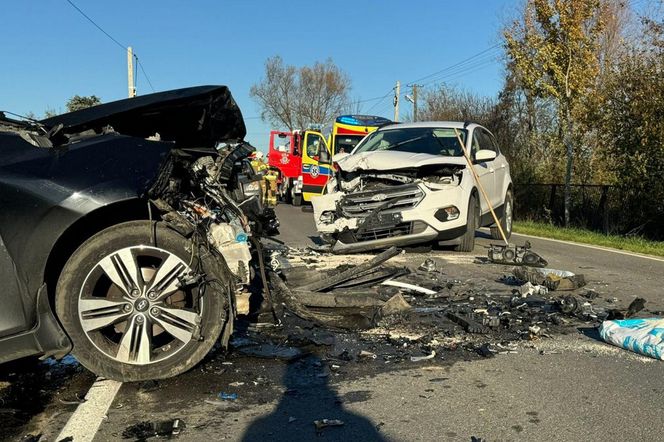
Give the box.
[275,204,664,311]
[4,203,664,441]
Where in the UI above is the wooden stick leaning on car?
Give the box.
[453,128,509,245]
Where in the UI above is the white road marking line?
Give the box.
[56,377,122,442]
[508,231,664,263]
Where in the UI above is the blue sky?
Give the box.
[1,0,516,148]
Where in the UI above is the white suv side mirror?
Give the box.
[475,149,497,162]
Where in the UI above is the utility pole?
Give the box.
[393,80,400,122]
[127,46,136,98]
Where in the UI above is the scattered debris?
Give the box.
[296,247,400,292]
[517,282,548,297]
[512,267,586,291]
[122,419,185,439]
[264,243,638,374]
[600,318,664,360]
[446,312,490,334]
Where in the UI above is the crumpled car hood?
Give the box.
[336,150,467,172]
[41,85,246,147]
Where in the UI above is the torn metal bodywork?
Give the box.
[0,86,274,364]
[312,156,469,253]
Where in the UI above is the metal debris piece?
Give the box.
[446,312,491,334]
[297,246,400,292]
[418,258,438,272]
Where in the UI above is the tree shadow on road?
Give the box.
[240,355,386,442]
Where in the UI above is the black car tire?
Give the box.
[55,221,232,382]
[283,179,293,204]
[455,195,478,252]
[491,190,513,240]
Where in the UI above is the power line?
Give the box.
[405,44,501,86]
[136,58,156,92]
[65,0,156,92]
[65,0,127,51]
[419,55,500,88]
[366,89,395,113]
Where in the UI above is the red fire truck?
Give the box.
[267,130,302,204]
[267,128,331,206]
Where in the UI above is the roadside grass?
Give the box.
[512,220,664,258]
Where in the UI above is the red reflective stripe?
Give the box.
[337,127,369,135]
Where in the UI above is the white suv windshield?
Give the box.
[353,127,467,156]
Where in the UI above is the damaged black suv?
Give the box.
[0,86,275,381]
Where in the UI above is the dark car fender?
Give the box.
[0,132,173,337]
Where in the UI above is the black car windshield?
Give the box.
[353,127,467,157]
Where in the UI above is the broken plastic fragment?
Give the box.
[410,351,436,362]
[381,280,436,295]
[314,419,345,431]
[381,294,412,316]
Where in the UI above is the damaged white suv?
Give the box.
[311,121,512,253]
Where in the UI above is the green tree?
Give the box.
[597,16,664,237]
[504,0,604,225]
[66,95,101,112]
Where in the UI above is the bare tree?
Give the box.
[250,56,351,131]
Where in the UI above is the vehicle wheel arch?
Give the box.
[44,198,157,310]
